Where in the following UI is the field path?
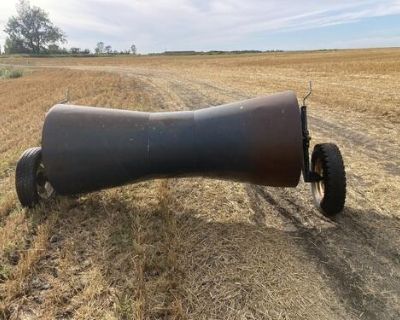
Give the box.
[65,63,400,319]
[1,52,399,319]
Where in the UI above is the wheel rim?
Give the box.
[311,158,325,206]
[36,163,54,200]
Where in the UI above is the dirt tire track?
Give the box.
[248,185,400,320]
[308,115,400,176]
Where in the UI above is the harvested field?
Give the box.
[0,48,399,319]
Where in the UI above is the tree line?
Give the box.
[1,0,137,56]
[1,0,274,57]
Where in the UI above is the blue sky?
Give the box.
[0,0,399,53]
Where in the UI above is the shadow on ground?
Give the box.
[5,184,400,320]
[249,185,400,320]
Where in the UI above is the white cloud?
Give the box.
[0,0,399,52]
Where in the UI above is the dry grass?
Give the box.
[0,48,399,319]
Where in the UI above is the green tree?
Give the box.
[70,47,81,54]
[130,43,137,55]
[47,44,62,54]
[4,37,30,54]
[105,45,112,54]
[95,41,104,54]
[4,0,66,54]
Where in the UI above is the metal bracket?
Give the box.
[59,88,70,104]
[301,81,315,183]
[303,81,312,106]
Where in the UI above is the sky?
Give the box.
[0,0,399,53]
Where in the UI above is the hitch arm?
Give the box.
[301,105,322,183]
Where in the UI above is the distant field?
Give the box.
[0,48,399,319]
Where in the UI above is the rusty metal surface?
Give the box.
[41,91,303,195]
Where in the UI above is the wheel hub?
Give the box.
[36,164,55,199]
[312,158,325,204]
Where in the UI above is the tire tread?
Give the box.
[15,147,42,208]
[312,143,346,216]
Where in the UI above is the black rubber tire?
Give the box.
[311,143,346,216]
[15,147,43,208]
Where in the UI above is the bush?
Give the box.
[0,68,23,79]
